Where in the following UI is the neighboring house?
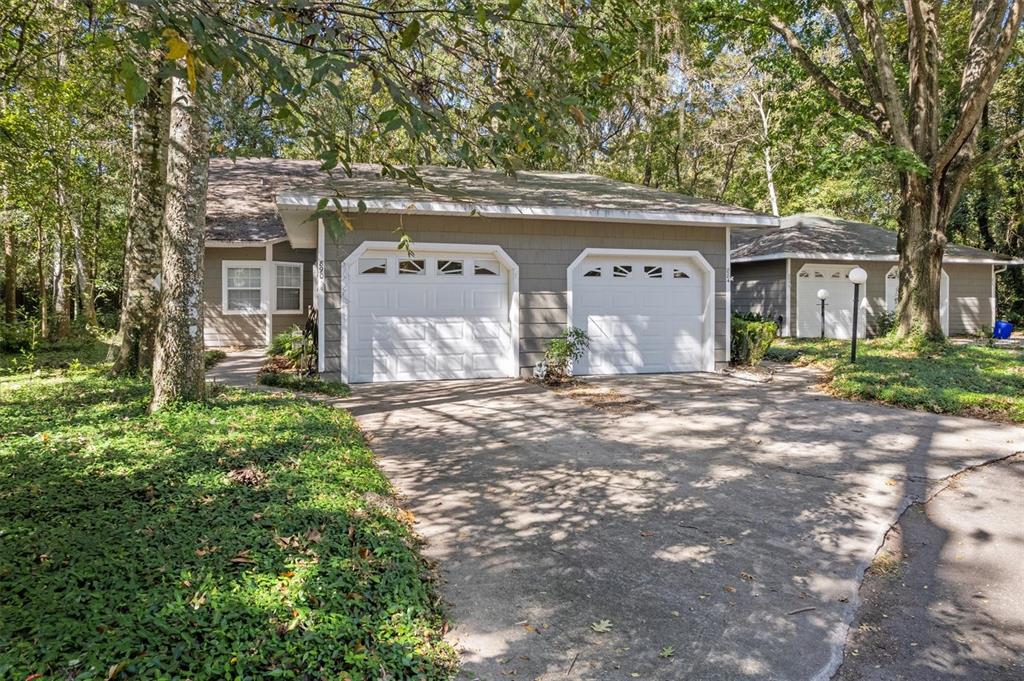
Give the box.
[731,214,1018,338]
[203,158,777,382]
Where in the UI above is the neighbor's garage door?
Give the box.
[795,264,867,339]
[569,252,713,375]
[348,249,513,382]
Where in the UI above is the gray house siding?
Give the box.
[204,243,316,348]
[321,212,730,378]
[731,258,996,337]
[731,260,787,326]
[945,263,995,335]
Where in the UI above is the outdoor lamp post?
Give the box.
[816,288,829,339]
[848,267,868,362]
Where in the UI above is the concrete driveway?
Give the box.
[341,367,1024,680]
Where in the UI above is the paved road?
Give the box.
[338,368,1024,680]
[837,454,1024,680]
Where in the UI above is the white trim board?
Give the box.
[734,252,1020,266]
[277,193,778,228]
[337,241,520,384]
[566,247,717,373]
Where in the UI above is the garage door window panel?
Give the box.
[399,259,425,275]
[224,264,264,314]
[474,259,500,276]
[359,258,387,275]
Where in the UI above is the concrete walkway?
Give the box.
[208,354,1024,679]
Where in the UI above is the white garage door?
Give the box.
[569,251,714,375]
[796,264,867,339]
[885,266,949,336]
[346,248,514,382]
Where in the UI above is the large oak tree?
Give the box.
[716,0,1023,338]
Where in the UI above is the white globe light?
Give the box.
[817,288,830,300]
[849,266,868,285]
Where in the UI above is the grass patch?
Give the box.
[867,551,902,578]
[0,361,454,678]
[771,337,1024,422]
[257,370,352,397]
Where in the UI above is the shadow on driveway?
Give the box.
[338,366,1024,680]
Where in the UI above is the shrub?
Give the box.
[203,349,227,368]
[267,325,315,374]
[537,327,590,384]
[875,310,898,337]
[731,316,778,365]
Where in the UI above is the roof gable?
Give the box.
[732,213,1014,264]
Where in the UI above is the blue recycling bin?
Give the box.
[993,320,1014,339]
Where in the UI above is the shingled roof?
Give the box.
[732,214,1014,264]
[205,157,776,242]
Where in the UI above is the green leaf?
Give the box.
[399,19,420,49]
[119,59,149,105]
[508,0,524,17]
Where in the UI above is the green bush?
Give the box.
[203,349,227,368]
[267,326,315,375]
[875,310,898,337]
[540,327,590,384]
[731,316,778,365]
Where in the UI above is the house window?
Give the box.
[358,257,387,275]
[474,259,500,276]
[613,264,632,278]
[399,259,425,275]
[644,265,663,279]
[438,259,464,276]
[225,265,263,313]
[275,263,302,312]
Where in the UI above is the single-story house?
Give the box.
[203,158,778,382]
[731,214,1019,338]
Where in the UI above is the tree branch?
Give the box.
[766,15,882,131]
[967,126,1024,172]
[850,0,913,151]
[936,0,1024,173]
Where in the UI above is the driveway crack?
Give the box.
[822,450,1024,681]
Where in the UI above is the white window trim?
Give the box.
[222,260,268,316]
[272,261,304,314]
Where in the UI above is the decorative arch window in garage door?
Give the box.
[567,249,715,375]
[341,243,519,383]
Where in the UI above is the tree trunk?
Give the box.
[52,226,71,339]
[3,219,14,323]
[151,73,209,410]
[36,221,47,338]
[753,91,779,216]
[113,55,168,375]
[895,173,945,339]
[69,211,98,327]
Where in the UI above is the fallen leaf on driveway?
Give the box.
[659,646,675,658]
[590,619,613,633]
[723,585,736,593]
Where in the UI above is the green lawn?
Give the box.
[768,337,1024,423]
[0,350,455,679]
